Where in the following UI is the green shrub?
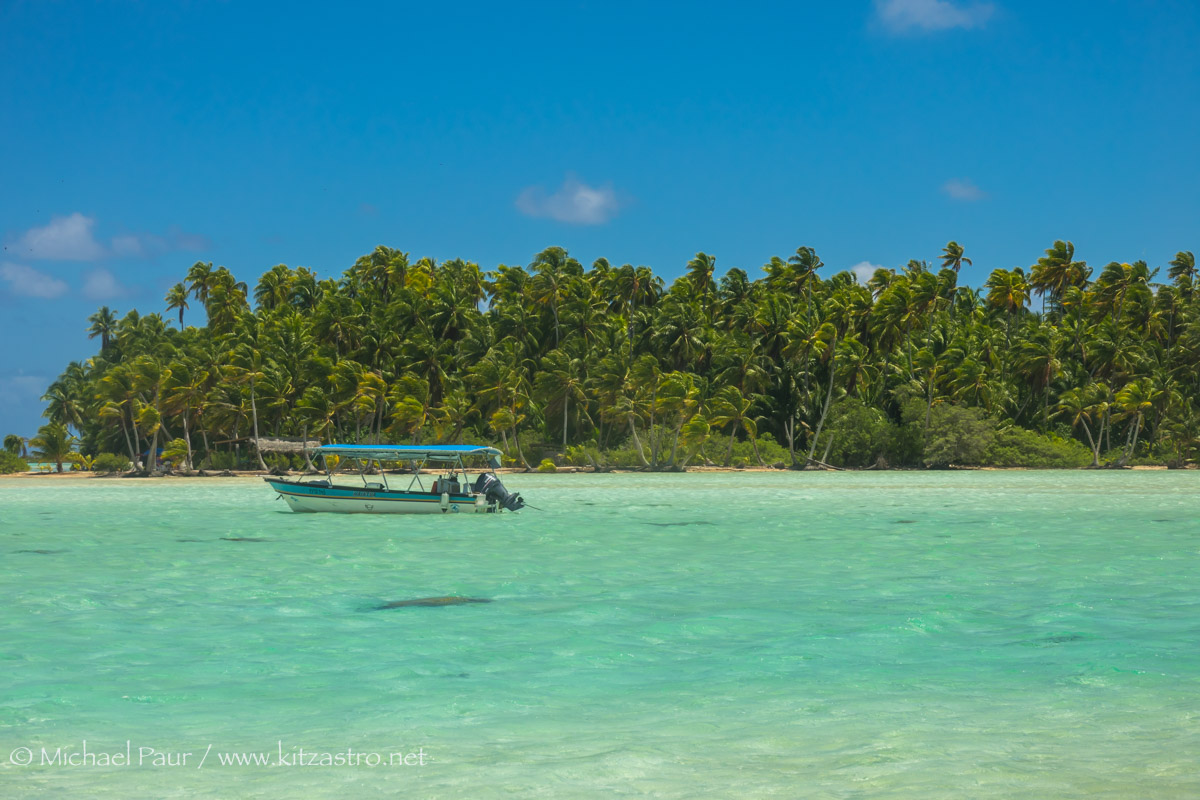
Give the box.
[207,451,243,470]
[751,433,789,464]
[923,404,996,467]
[696,431,790,466]
[565,444,595,467]
[537,458,557,473]
[92,452,131,473]
[0,450,28,474]
[599,441,648,467]
[815,399,894,467]
[984,427,1092,468]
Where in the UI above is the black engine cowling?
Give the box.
[473,473,525,512]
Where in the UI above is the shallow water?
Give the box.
[1,471,1198,798]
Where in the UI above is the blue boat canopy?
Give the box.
[314,444,503,463]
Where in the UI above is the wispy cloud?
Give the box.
[14,213,105,261]
[167,227,211,252]
[874,0,994,34]
[8,214,209,261]
[849,261,887,284]
[941,178,986,201]
[109,226,210,259]
[82,268,129,301]
[516,175,622,225]
[0,262,70,298]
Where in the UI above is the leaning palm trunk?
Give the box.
[200,428,211,468]
[129,408,142,469]
[512,423,531,469]
[821,432,834,465]
[119,413,136,468]
[807,342,838,466]
[148,428,159,474]
[678,440,703,469]
[1078,419,1101,467]
[749,426,765,466]
[1124,413,1143,463]
[562,394,569,457]
[628,415,650,467]
[302,424,318,473]
[250,377,269,472]
[182,412,193,471]
[649,387,658,468]
[667,420,685,467]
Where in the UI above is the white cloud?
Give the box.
[82,268,128,300]
[516,175,622,225]
[109,227,210,259]
[110,235,145,258]
[941,177,986,201]
[166,226,210,252]
[875,0,994,34]
[849,261,887,284]
[15,212,105,260]
[0,262,69,298]
[8,214,209,262]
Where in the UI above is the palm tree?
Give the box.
[163,361,209,470]
[1016,327,1064,430]
[685,252,718,324]
[655,371,701,467]
[984,267,1030,335]
[1114,378,1159,464]
[253,265,293,311]
[1168,251,1196,287]
[129,354,170,472]
[3,434,27,456]
[30,422,74,473]
[940,241,971,273]
[87,306,119,350]
[225,317,271,470]
[530,247,582,346]
[1053,386,1102,465]
[708,385,760,465]
[1031,240,1088,315]
[185,261,217,304]
[165,283,190,327]
[536,349,588,456]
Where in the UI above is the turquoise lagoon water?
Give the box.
[1,471,1198,798]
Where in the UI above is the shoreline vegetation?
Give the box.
[0,463,1181,482]
[5,242,1199,476]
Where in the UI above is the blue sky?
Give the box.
[2,0,1198,436]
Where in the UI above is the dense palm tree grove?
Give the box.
[26,241,1200,470]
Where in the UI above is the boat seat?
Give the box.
[364,482,384,490]
[306,480,330,487]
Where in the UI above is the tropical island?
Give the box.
[3,241,1197,475]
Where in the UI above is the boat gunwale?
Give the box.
[263,476,477,503]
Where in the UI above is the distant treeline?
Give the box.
[18,241,1200,470]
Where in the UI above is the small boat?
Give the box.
[264,444,526,514]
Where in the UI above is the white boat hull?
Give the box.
[266,478,492,514]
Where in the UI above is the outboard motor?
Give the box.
[474,473,525,512]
